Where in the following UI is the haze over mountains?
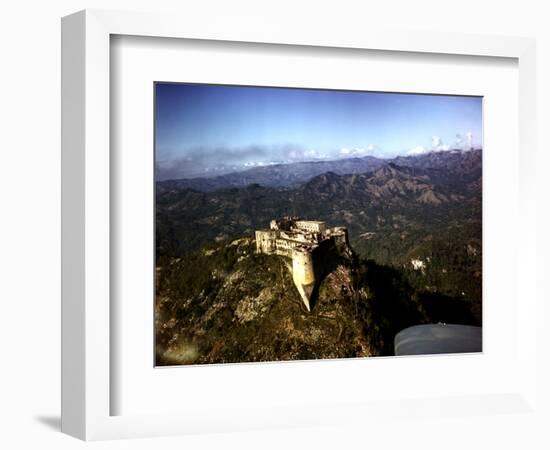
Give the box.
[157,148,481,193]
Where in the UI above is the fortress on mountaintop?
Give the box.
[255,217,351,311]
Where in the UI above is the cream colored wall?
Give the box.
[295,221,326,234]
[292,251,315,287]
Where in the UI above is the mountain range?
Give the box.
[157,149,481,193]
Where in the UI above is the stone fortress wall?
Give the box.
[255,217,350,311]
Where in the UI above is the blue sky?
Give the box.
[155,83,482,180]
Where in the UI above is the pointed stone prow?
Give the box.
[292,246,316,311]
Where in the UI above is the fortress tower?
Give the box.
[292,247,316,310]
[255,217,351,311]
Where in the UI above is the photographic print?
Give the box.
[154,83,482,366]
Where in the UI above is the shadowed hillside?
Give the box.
[155,238,479,365]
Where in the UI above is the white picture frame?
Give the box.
[61,9,537,441]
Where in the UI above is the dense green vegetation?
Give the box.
[155,238,366,365]
[155,238,480,365]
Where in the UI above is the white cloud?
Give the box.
[430,136,451,151]
[408,145,428,155]
[431,136,442,148]
[304,148,322,159]
[429,136,452,152]
[339,145,377,157]
[285,147,328,162]
[466,131,473,149]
